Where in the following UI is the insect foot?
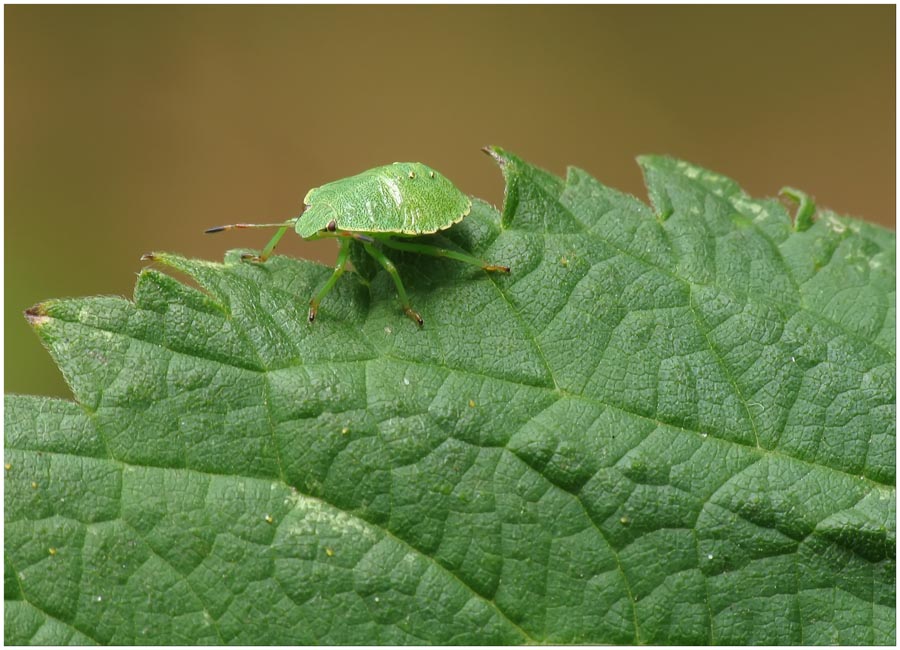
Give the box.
[404,306,425,327]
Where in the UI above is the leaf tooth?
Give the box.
[24,302,51,327]
[481,144,507,166]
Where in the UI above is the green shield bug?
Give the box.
[204,161,510,326]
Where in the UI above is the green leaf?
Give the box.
[5,149,895,645]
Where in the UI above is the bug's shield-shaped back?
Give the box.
[296,162,471,238]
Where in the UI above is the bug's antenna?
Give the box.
[204,219,297,234]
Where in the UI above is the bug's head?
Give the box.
[295,203,340,239]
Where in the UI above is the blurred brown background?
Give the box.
[6,5,895,398]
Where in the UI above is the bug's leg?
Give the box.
[242,224,291,262]
[362,243,423,326]
[379,239,510,273]
[308,239,352,323]
[204,219,297,262]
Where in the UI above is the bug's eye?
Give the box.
[326,219,337,232]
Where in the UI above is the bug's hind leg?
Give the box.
[379,239,510,273]
[363,243,423,326]
[308,239,353,323]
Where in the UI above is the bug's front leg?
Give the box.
[203,219,298,263]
